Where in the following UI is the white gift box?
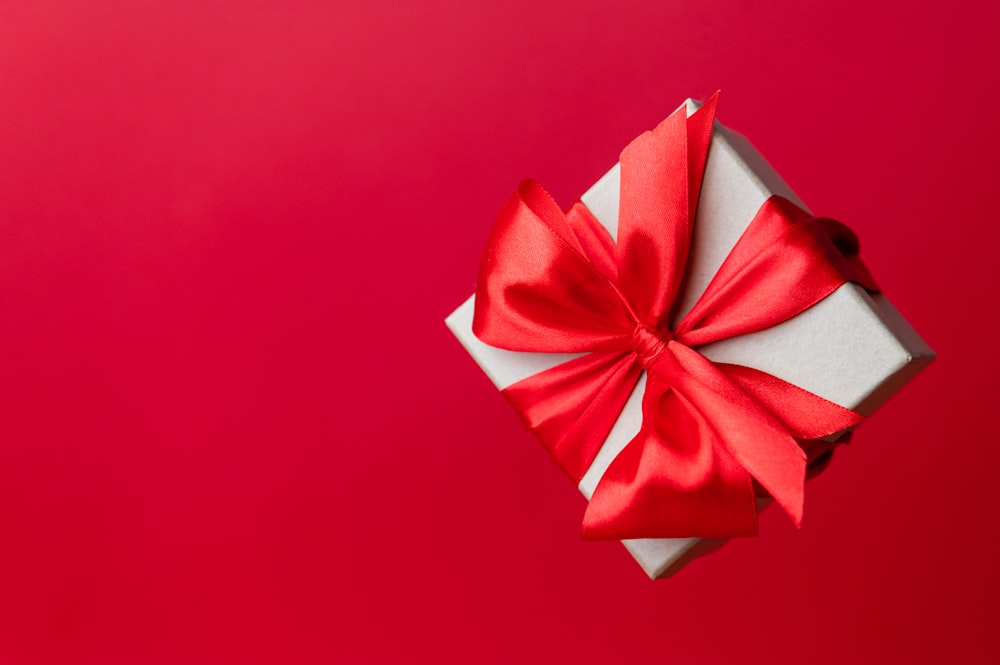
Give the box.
[445,100,935,578]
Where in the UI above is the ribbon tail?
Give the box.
[664,343,810,529]
[718,363,865,440]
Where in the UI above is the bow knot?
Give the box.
[631,324,672,370]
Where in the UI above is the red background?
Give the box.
[0,2,994,663]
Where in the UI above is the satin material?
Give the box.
[473,93,879,539]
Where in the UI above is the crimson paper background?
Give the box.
[0,2,994,663]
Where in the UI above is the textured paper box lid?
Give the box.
[446,100,935,578]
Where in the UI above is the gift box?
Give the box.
[445,95,934,578]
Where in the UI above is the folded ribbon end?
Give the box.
[757,449,807,530]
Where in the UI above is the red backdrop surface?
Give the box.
[0,2,994,663]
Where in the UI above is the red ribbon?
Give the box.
[472,93,880,539]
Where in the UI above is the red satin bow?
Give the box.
[472,93,879,539]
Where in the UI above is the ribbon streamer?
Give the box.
[473,93,878,539]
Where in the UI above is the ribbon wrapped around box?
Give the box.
[446,94,934,578]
